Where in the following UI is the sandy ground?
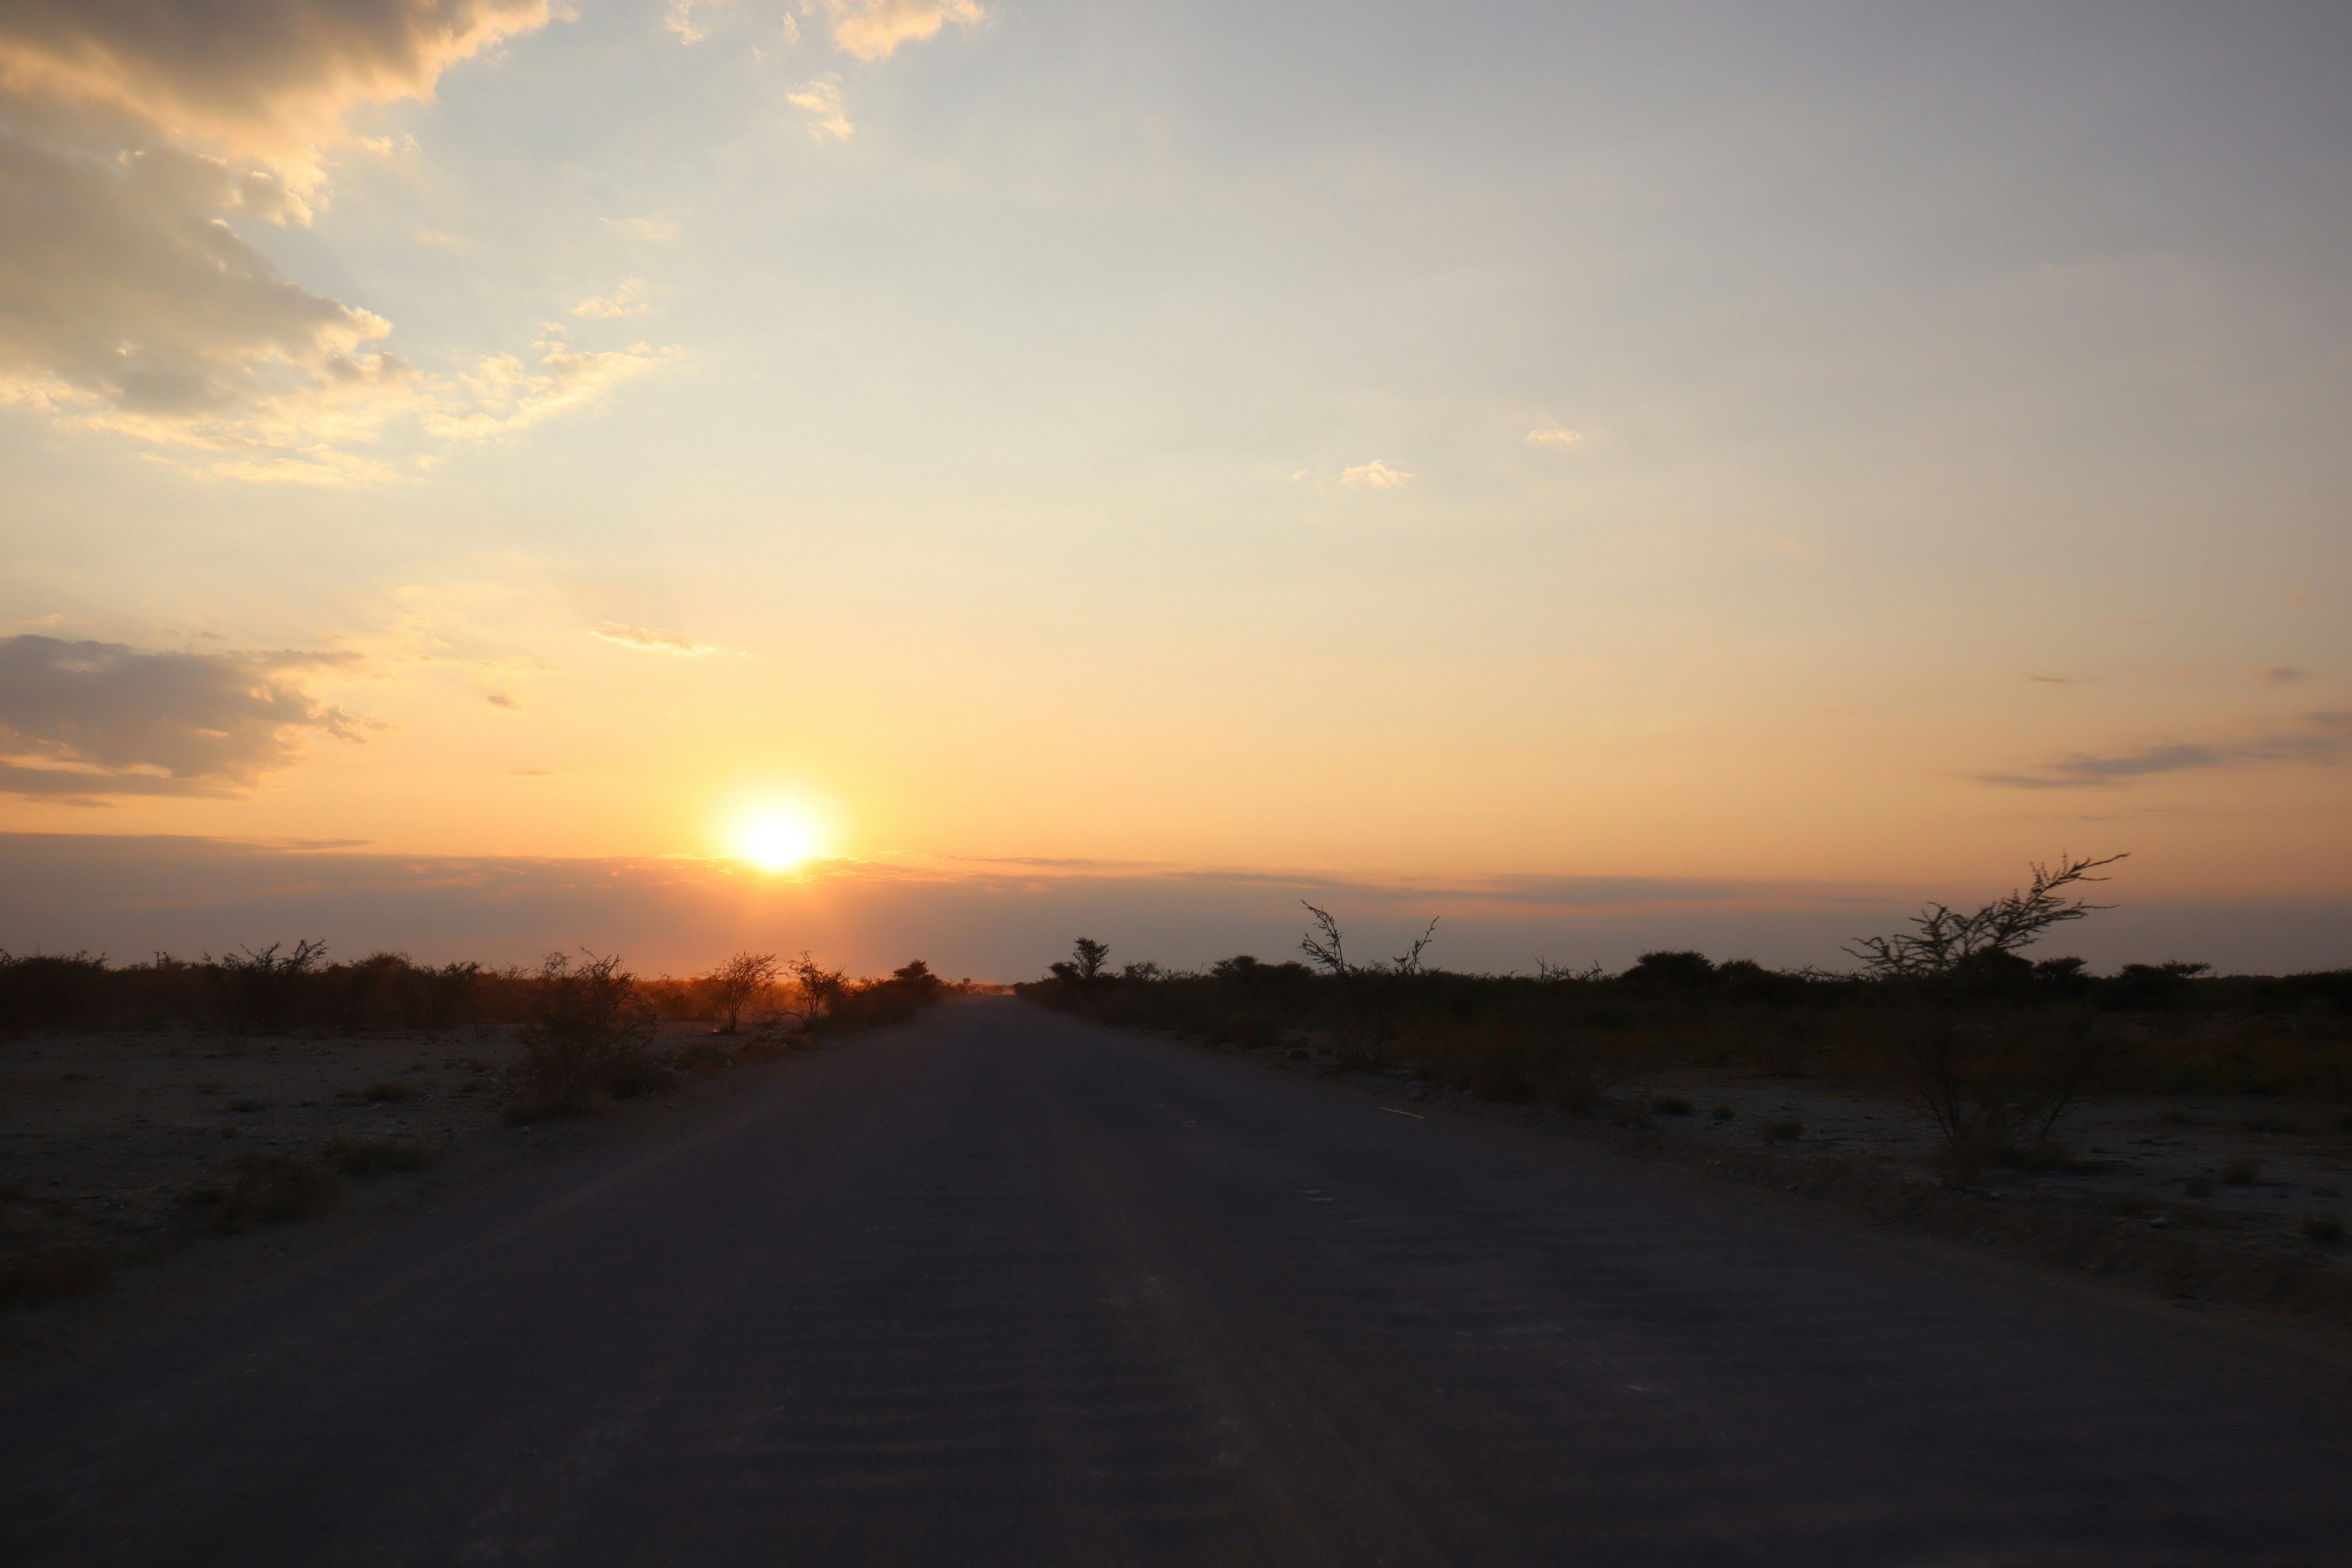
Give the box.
[4,997,2350,1566]
[0,1017,795,1389]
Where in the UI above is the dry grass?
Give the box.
[215,1156,342,1231]
[0,1247,113,1308]
[320,1135,434,1175]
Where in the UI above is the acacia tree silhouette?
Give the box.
[1847,853,2127,978]
[709,951,780,1035]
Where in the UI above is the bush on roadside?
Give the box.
[503,951,666,1122]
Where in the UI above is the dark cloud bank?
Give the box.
[4,834,2344,981]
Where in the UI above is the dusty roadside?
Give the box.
[1190,1031,2352,1333]
[0,1019,827,1398]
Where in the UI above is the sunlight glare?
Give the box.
[738,810,821,873]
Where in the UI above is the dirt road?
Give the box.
[4,997,2347,1566]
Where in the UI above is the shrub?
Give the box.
[505,951,665,1120]
[1651,1093,1694,1116]
[360,1080,420,1102]
[1711,1103,1736,1121]
[0,1247,113,1307]
[2222,1157,2264,1185]
[2304,1213,2347,1243]
[322,1135,433,1174]
[219,1156,341,1229]
[1759,1116,1804,1144]
[1610,1102,1653,1128]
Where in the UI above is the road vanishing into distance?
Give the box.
[5,997,2350,1566]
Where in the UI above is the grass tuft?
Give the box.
[320,1134,433,1174]
[1758,1116,1804,1144]
[2222,1157,2264,1185]
[360,1080,420,1102]
[216,1156,341,1230]
[2304,1213,2347,1243]
[1650,1093,1694,1116]
[0,1248,113,1308]
[1711,1103,1736,1121]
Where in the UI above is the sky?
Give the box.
[2,1,2348,976]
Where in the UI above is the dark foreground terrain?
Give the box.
[4,997,2348,1566]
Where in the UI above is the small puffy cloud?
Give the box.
[2261,666,2306,686]
[787,75,853,140]
[486,690,520,709]
[1340,459,1413,490]
[0,634,363,799]
[809,0,983,62]
[663,0,722,43]
[1526,428,1583,447]
[570,278,656,318]
[603,214,680,243]
[591,623,714,656]
[1980,712,2352,790]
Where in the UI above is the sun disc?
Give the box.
[739,812,819,873]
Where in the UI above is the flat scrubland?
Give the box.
[1022,940,2352,1325]
[0,946,952,1382]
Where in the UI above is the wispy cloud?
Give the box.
[2025,673,2074,685]
[0,635,364,800]
[1525,427,1583,447]
[590,623,715,656]
[664,0,723,43]
[1340,459,1413,490]
[603,215,681,243]
[1981,712,2352,790]
[2261,666,2306,686]
[570,279,657,318]
[810,0,983,62]
[787,75,854,140]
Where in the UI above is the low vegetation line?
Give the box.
[1014,856,2352,1329]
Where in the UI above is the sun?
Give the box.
[737,810,821,873]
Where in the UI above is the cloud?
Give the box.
[808,0,982,63]
[663,0,722,44]
[603,215,679,243]
[1339,459,1413,490]
[1525,428,1583,447]
[0,2,674,484]
[590,623,715,656]
[2261,666,2305,686]
[0,634,363,799]
[570,278,656,318]
[2024,673,2074,685]
[786,75,853,140]
[486,690,519,709]
[0,1,553,187]
[1981,712,2352,790]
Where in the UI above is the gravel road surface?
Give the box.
[4,996,2348,1566]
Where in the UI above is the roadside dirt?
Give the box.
[0,1019,815,1395]
[1226,1036,2352,1329]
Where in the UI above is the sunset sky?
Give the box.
[2,2,2348,974]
